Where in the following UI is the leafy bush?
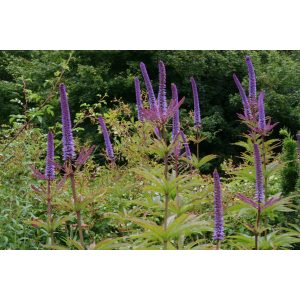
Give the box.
[0,52,299,250]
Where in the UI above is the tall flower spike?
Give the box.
[59,84,75,161]
[190,77,201,127]
[134,77,143,121]
[98,116,115,162]
[245,56,256,101]
[296,134,300,160]
[180,130,191,159]
[158,60,167,116]
[171,83,180,140]
[258,91,266,131]
[140,62,157,111]
[213,169,224,241]
[45,132,55,180]
[253,144,264,203]
[233,74,252,119]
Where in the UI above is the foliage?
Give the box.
[1,51,300,161]
[0,51,299,250]
[280,129,300,195]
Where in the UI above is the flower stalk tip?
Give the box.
[171,83,180,140]
[59,83,75,161]
[134,77,144,121]
[98,116,115,162]
[140,62,157,111]
[213,169,224,241]
[190,77,201,127]
[253,144,264,203]
[258,91,266,131]
[158,60,167,116]
[45,132,55,180]
[245,55,256,101]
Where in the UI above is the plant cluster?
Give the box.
[0,55,299,250]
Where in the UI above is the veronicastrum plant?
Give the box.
[224,56,299,249]
[104,60,218,250]
[4,54,298,250]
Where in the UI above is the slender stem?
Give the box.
[163,189,169,250]
[196,129,200,161]
[216,240,221,250]
[261,136,268,198]
[261,136,268,237]
[161,125,169,250]
[69,162,85,248]
[47,180,54,246]
[254,205,261,250]
[175,156,180,207]
[175,156,179,178]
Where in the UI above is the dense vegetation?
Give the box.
[1,51,300,160]
[0,51,299,250]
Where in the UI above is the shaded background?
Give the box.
[0,50,299,161]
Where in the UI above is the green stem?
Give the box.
[262,136,268,198]
[196,130,200,161]
[47,180,54,246]
[261,136,268,237]
[216,240,221,250]
[175,156,180,207]
[161,126,169,250]
[254,205,261,250]
[69,162,85,249]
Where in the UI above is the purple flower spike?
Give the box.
[45,132,55,180]
[253,144,264,203]
[134,77,143,121]
[190,77,201,127]
[258,91,266,131]
[98,116,115,162]
[245,56,256,101]
[142,96,185,129]
[140,62,157,111]
[233,74,252,119]
[213,169,224,241]
[59,84,75,161]
[171,83,180,140]
[158,61,167,116]
[180,130,191,159]
[296,134,300,160]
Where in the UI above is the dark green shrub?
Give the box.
[280,130,299,195]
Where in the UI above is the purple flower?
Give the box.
[213,169,224,241]
[180,130,191,159]
[141,96,184,129]
[140,62,157,111]
[236,145,267,209]
[254,144,264,203]
[296,134,300,160]
[258,91,266,131]
[59,84,75,161]
[245,56,256,101]
[233,74,252,119]
[190,77,201,127]
[45,132,55,180]
[98,116,115,162]
[171,83,180,140]
[158,61,167,116]
[134,77,143,121]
